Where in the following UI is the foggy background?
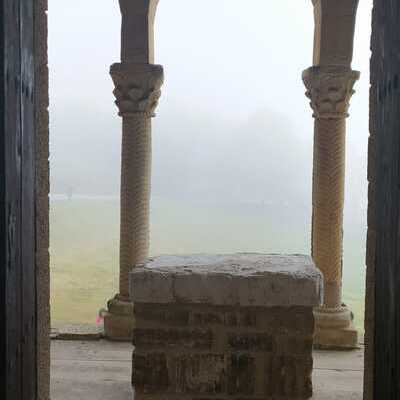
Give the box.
[48,1,372,325]
[49,0,370,206]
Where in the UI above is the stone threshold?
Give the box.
[51,323,104,341]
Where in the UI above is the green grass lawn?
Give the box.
[50,199,119,323]
[50,198,366,331]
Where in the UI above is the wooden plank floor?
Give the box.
[51,340,363,400]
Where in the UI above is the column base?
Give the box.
[313,306,359,350]
[103,295,134,342]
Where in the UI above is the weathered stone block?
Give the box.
[176,354,226,394]
[227,354,256,395]
[274,335,314,355]
[265,355,312,397]
[132,353,169,393]
[225,309,257,327]
[133,328,212,349]
[134,303,190,326]
[227,333,273,351]
[130,254,322,400]
[130,254,323,307]
[190,310,224,325]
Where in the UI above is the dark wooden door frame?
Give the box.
[0,0,37,399]
[370,1,400,399]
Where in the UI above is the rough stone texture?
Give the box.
[119,0,159,64]
[35,0,50,399]
[130,254,323,307]
[132,304,316,399]
[130,254,321,400]
[312,0,359,67]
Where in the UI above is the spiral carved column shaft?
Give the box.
[119,116,152,298]
[303,66,360,349]
[312,117,346,309]
[104,63,163,340]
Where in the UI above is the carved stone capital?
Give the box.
[110,63,164,117]
[302,66,360,119]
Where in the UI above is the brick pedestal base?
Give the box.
[133,303,315,398]
[129,254,323,400]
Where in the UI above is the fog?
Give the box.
[48,0,373,325]
[49,0,370,206]
[49,1,371,308]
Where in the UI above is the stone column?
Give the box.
[104,0,163,341]
[303,67,359,348]
[303,0,359,349]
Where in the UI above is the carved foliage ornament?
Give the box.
[302,66,360,119]
[111,63,164,117]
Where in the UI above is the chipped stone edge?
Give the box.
[51,324,104,341]
[130,254,324,308]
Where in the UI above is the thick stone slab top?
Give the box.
[130,254,323,307]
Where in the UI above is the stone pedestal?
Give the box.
[313,306,358,350]
[129,254,323,400]
[103,295,134,341]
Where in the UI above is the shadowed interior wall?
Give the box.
[35,0,50,398]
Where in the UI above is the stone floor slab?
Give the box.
[51,340,363,400]
[314,348,364,371]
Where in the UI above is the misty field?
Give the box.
[50,198,366,331]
